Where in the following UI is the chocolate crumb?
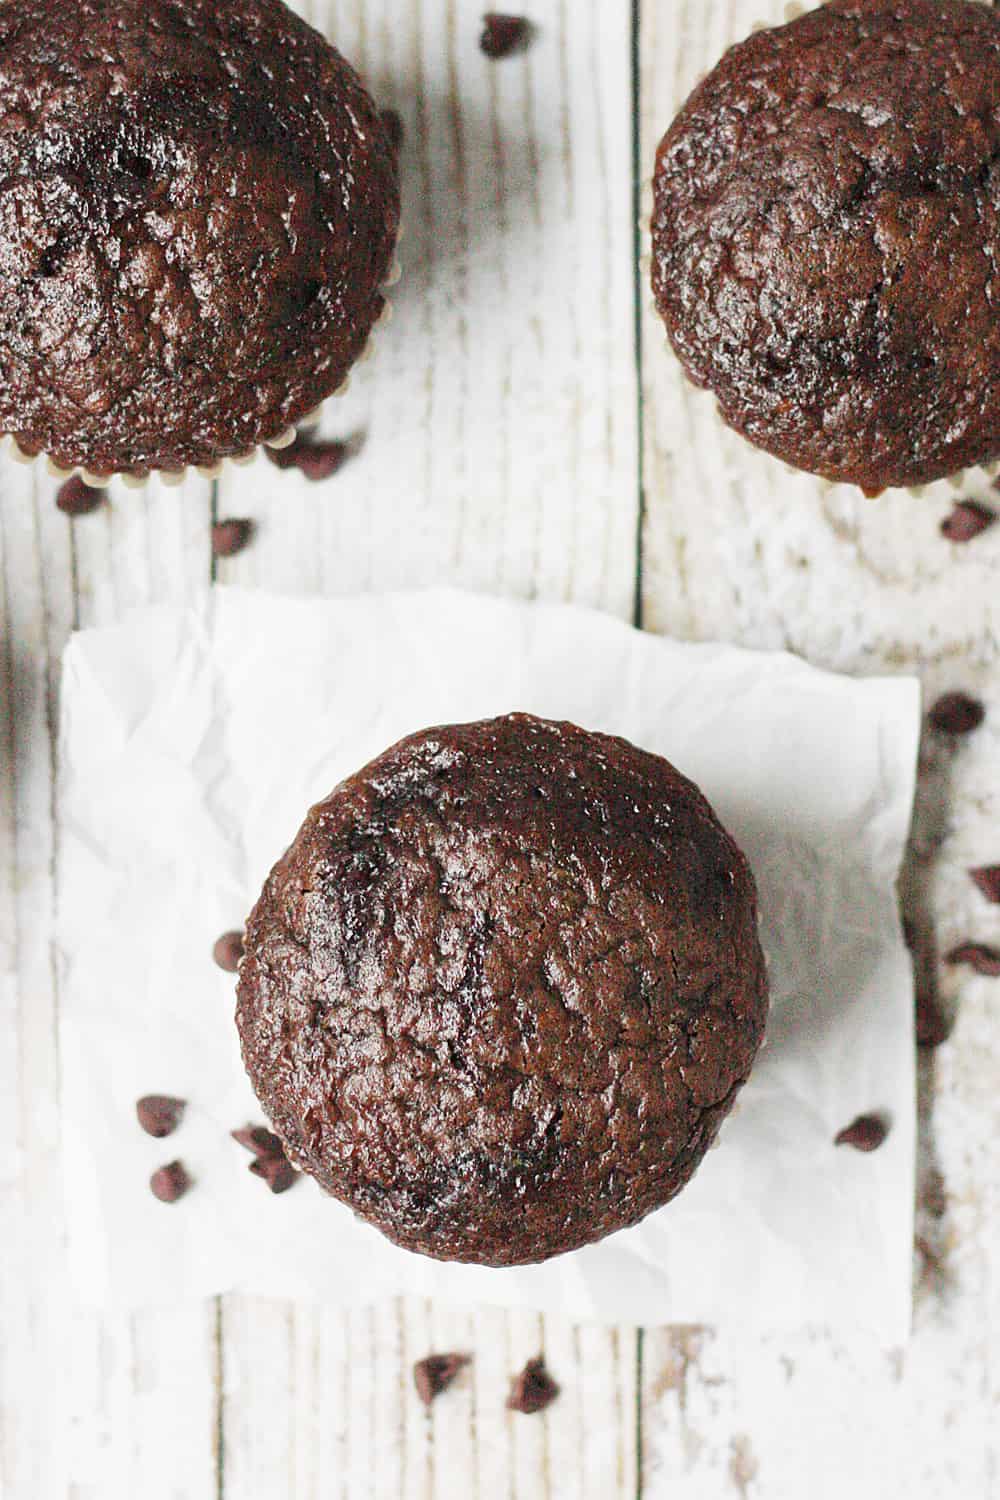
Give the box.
[136,1095,186,1139]
[835,1115,889,1153]
[381,108,405,154]
[248,1153,299,1194]
[150,1160,191,1203]
[56,476,105,517]
[945,942,1000,977]
[507,1356,559,1415]
[213,930,245,973]
[940,500,996,543]
[970,866,1000,904]
[413,1353,470,1406]
[212,519,254,558]
[480,14,534,58]
[928,692,985,736]
[231,1124,284,1157]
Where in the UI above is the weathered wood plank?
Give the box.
[213,1,642,1495]
[637,1,999,1494]
[1,462,217,1500]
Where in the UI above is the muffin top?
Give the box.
[0,0,399,475]
[237,714,768,1266]
[652,0,1000,493]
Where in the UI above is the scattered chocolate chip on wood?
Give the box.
[928,692,985,736]
[970,865,1000,904]
[211,519,254,558]
[249,1153,299,1194]
[835,1115,889,1153]
[940,500,996,543]
[413,1353,470,1406]
[381,107,405,153]
[507,1356,559,1415]
[480,13,535,58]
[150,1160,191,1203]
[231,1124,284,1157]
[56,475,105,517]
[213,930,245,973]
[266,435,353,481]
[945,942,1000,977]
[136,1095,187,1139]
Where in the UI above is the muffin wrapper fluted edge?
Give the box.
[1,251,402,492]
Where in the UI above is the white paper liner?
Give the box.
[57,589,920,1339]
[4,250,402,491]
[644,2,999,499]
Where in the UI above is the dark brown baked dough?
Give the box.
[237,714,768,1266]
[0,0,399,476]
[652,0,1000,493]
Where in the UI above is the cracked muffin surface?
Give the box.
[237,714,769,1266]
[0,0,399,476]
[651,0,1000,493]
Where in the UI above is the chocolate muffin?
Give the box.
[651,0,1000,493]
[0,0,399,477]
[237,714,768,1266]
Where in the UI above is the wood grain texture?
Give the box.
[638,2,999,1495]
[213,4,642,1495]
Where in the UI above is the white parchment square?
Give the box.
[58,589,919,1339]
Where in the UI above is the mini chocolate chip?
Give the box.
[928,692,985,736]
[248,1153,299,1194]
[150,1160,191,1203]
[835,1115,889,1153]
[213,930,245,973]
[136,1095,186,1139]
[940,500,996,543]
[413,1353,470,1406]
[231,1124,285,1157]
[970,866,1000,904]
[56,475,105,516]
[507,1356,559,1415]
[945,943,1000,977]
[211,519,254,558]
[381,107,405,153]
[480,14,535,58]
[266,435,352,481]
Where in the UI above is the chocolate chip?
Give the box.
[940,500,996,543]
[381,108,405,153]
[213,930,245,973]
[136,1095,186,1139]
[928,692,985,736]
[480,14,535,58]
[835,1115,889,1153]
[56,475,105,516]
[150,1160,191,1203]
[266,435,352,481]
[211,519,254,558]
[945,942,1000,977]
[248,1153,299,1194]
[970,866,1000,904]
[507,1356,559,1414]
[231,1124,284,1157]
[413,1353,470,1406]
[232,1122,299,1192]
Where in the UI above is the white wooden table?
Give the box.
[2,2,998,1495]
